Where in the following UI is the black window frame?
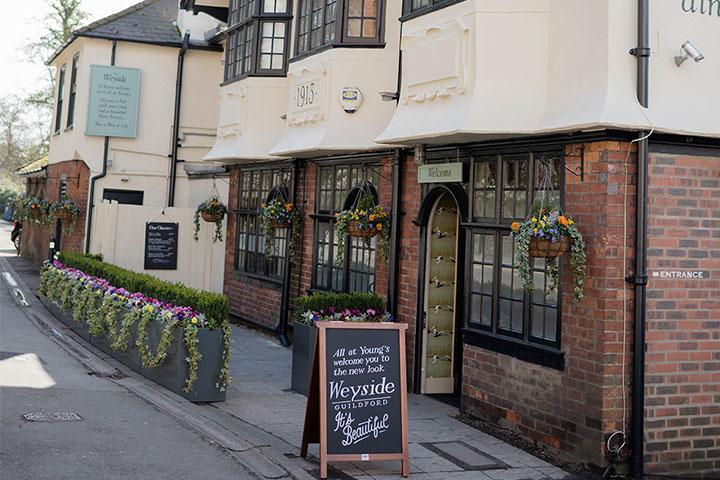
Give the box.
[311,159,381,293]
[54,64,66,134]
[102,188,144,205]
[401,0,465,20]
[234,165,293,283]
[293,0,386,60]
[66,54,79,129]
[223,0,293,83]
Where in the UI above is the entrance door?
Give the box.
[421,193,460,394]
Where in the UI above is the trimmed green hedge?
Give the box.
[58,252,228,327]
[295,292,385,321]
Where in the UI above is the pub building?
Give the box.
[183,0,719,477]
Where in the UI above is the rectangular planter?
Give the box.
[42,298,91,342]
[110,314,142,374]
[140,319,227,403]
[291,322,317,396]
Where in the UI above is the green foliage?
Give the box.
[259,197,302,263]
[183,324,201,393]
[295,292,385,323]
[135,308,179,369]
[193,196,227,243]
[334,193,391,266]
[0,188,18,211]
[58,252,229,327]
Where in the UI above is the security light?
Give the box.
[675,40,705,67]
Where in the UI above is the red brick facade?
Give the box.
[20,160,90,264]
[644,149,720,476]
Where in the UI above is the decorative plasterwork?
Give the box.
[286,61,329,126]
[217,85,246,139]
[401,17,473,104]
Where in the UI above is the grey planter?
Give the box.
[110,314,142,373]
[291,322,317,396]
[42,298,91,342]
[140,319,226,403]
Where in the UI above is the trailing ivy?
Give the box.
[135,306,179,369]
[183,324,201,393]
[216,322,232,392]
[112,307,141,352]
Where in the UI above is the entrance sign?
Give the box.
[144,222,178,270]
[301,322,409,479]
[86,65,141,138]
[418,163,463,183]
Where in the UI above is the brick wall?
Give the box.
[461,141,637,468]
[644,150,720,477]
[20,160,89,264]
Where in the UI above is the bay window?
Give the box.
[295,0,384,57]
[224,0,291,82]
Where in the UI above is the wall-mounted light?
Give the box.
[379,91,399,102]
[675,40,705,67]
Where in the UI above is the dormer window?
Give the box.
[224,0,292,82]
[294,0,384,58]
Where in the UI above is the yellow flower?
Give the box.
[540,221,545,227]
[531,217,537,223]
[533,228,538,234]
[146,305,154,313]
[191,317,198,324]
[369,214,376,221]
[376,224,383,231]
[511,222,520,231]
[568,219,574,225]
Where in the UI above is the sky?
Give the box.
[0,0,140,98]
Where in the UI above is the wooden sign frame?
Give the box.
[301,322,409,479]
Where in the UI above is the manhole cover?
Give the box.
[88,370,128,380]
[420,441,507,470]
[23,412,83,422]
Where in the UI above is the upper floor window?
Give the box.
[54,64,66,134]
[224,0,292,82]
[66,54,79,129]
[403,0,460,17]
[295,0,384,57]
[312,162,380,293]
[235,167,292,281]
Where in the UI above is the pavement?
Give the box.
[0,220,579,480]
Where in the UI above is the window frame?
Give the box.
[66,54,79,129]
[54,64,67,134]
[310,159,381,293]
[401,0,465,21]
[223,0,293,84]
[233,165,293,283]
[293,0,386,60]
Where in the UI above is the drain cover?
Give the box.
[88,370,128,380]
[420,441,507,470]
[23,412,83,422]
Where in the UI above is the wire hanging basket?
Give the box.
[528,159,569,258]
[346,180,379,239]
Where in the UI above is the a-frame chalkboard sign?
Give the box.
[301,322,409,479]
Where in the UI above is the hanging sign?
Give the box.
[418,163,463,183]
[86,65,141,138]
[301,322,409,480]
[144,222,178,270]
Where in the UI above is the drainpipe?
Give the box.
[629,1,650,478]
[277,160,299,347]
[168,33,191,207]
[85,40,117,254]
[387,150,403,318]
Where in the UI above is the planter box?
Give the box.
[110,315,142,374]
[42,298,91,342]
[141,319,226,403]
[291,322,317,396]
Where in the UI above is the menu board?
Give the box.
[301,322,409,480]
[144,222,178,270]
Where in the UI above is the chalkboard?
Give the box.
[301,322,409,479]
[144,222,178,270]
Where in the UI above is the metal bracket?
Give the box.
[629,47,651,57]
[564,144,585,182]
[625,273,648,286]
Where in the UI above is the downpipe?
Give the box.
[168,33,191,207]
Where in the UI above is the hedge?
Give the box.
[58,252,228,326]
[295,292,385,321]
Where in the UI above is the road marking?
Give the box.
[2,271,18,287]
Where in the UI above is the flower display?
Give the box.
[510,209,586,301]
[259,197,302,261]
[193,196,228,243]
[50,198,81,230]
[334,201,391,265]
[300,307,393,326]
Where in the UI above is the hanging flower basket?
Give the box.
[55,210,73,221]
[347,220,379,239]
[31,208,42,218]
[270,220,290,229]
[528,236,570,258]
[194,196,228,243]
[259,196,301,261]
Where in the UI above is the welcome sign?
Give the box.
[301,322,409,479]
[86,65,141,138]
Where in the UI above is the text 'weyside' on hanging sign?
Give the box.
[301,322,409,480]
[86,65,141,138]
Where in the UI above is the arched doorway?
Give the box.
[420,192,461,396]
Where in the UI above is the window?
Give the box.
[312,162,380,293]
[295,0,384,56]
[103,189,144,205]
[235,167,292,280]
[466,151,563,350]
[403,0,461,17]
[54,64,66,133]
[224,0,291,81]
[66,54,79,129]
